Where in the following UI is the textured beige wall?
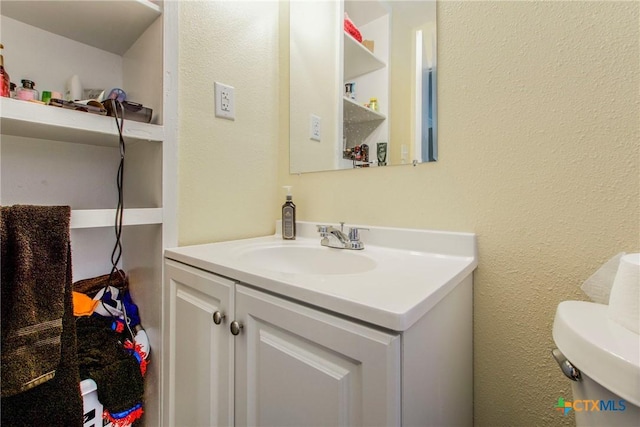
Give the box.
[178,1,280,245]
[278,1,639,426]
[178,0,639,425]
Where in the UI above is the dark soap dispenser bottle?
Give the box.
[282,186,296,240]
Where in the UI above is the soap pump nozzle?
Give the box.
[283,185,293,201]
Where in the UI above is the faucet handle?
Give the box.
[316,224,329,234]
[348,227,369,242]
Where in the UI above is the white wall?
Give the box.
[178,0,280,245]
[1,16,123,99]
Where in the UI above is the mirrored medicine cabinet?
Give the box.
[289,0,437,173]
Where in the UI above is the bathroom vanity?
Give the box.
[163,222,477,426]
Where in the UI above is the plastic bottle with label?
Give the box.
[282,186,296,240]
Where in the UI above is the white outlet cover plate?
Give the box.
[215,82,235,120]
[310,114,321,141]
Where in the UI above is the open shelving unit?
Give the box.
[0,0,176,234]
[341,0,390,166]
[0,1,177,425]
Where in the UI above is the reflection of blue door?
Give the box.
[421,69,435,161]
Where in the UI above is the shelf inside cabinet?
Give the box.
[344,1,389,28]
[71,208,163,229]
[343,97,386,123]
[344,32,386,81]
[0,97,163,146]
[0,0,162,55]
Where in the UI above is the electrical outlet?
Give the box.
[215,82,235,120]
[310,114,321,141]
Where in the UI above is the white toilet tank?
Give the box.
[553,301,640,426]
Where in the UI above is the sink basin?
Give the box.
[236,244,377,275]
[165,221,478,330]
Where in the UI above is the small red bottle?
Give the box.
[0,44,10,98]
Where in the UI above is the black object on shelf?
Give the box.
[104,100,152,124]
[49,98,107,115]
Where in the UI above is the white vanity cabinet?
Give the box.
[163,259,401,427]
[163,260,234,427]
[234,285,400,427]
[163,223,476,427]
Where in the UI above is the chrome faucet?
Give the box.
[317,222,368,250]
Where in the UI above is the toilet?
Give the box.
[552,301,640,426]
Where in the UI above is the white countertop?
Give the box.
[165,222,477,331]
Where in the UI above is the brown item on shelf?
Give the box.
[73,270,128,298]
[362,39,375,53]
[49,98,107,116]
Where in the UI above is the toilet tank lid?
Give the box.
[553,301,640,406]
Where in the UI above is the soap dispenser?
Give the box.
[282,186,296,240]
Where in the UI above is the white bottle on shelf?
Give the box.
[65,74,82,101]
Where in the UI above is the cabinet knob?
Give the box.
[230,320,243,336]
[212,311,225,325]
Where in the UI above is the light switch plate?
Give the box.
[215,82,235,120]
[310,114,321,141]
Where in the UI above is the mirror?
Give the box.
[289,0,437,173]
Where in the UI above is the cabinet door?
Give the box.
[234,285,401,427]
[163,260,234,427]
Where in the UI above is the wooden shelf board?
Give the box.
[70,208,163,229]
[1,97,163,146]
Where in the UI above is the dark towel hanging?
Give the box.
[1,205,83,427]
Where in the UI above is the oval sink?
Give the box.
[237,245,377,275]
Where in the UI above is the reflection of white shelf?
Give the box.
[71,208,163,229]
[0,98,164,146]
[345,1,389,28]
[344,32,386,80]
[343,97,386,123]
[1,0,162,55]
